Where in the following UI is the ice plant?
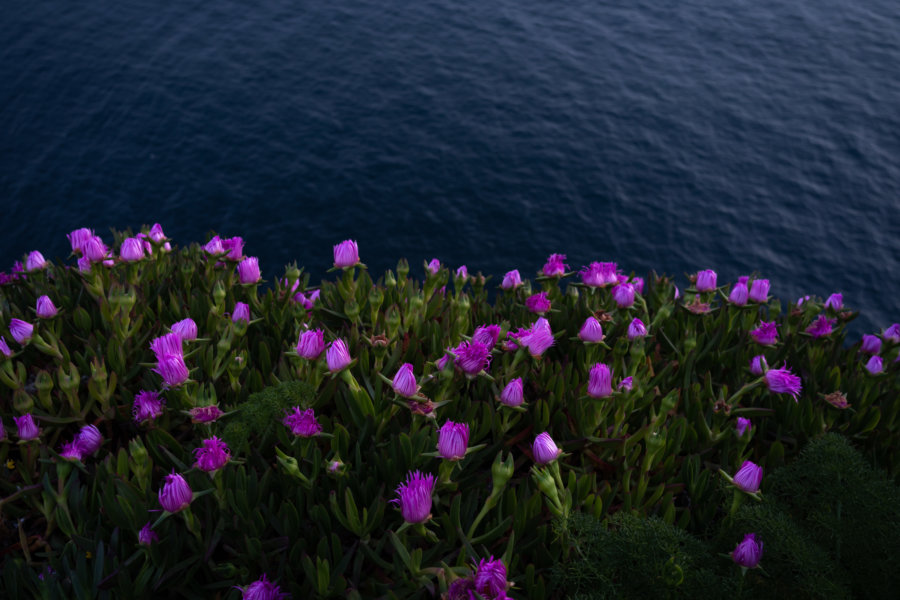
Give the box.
[189,405,224,423]
[541,253,568,277]
[0,336,11,357]
[35,295,58,319]
[67,228,94,253]
[296,329,325,359]
[728,282,749,306]
[14,414,39,441]
[825,293,843,311]
[232,302,251,324]
[150,333,183,360]
[221,236,245,261]
[236,574,287,600]
[764,365,802,401]
[158,472,192,513]
[525,291,551,314]
[806,314,836,338]
[749,355,768,375]
[25,251,48,271]
[283,407,323,437]
[749,279,770,303]
[736,417,752,436]
[732,533,764,569]
[631,276,645,295]
[533,432,563,465]
[580,262,618,287]
[171,318,198,341]
[618,376,633,391]
[148,223,167,243]
[326,338,352,372]
[453,340,491,375]
[884,323,900,343]
[733,460,763,493]
[500,378,524,407]
[472,324,501,347]
[82,235,108,262]
[138,522,159,546]
[333,240,360,268]
[474,556,509,600]
[154,354,190,388]
[120,237,146,262]
[865,355,883,375]
[59,440,83,462]
[860,334,882,355]
[587,363,613,399]
[750,321,778,346]
[696,269,717,292]
[392,470,435,524]
[193,436,231,473]
[237,256,261,284]
[500,269,522,290]
[76,424,102,455]
[437,421,470,460]
[627,318,647,340]
[516,317,554,358]
[455,265,468,279]
[578,316,604,342]
[426,258,441,275]
[203,236,225,255]
[611,283,635,308]
[133,390,165,423]
[392,363,418,398]
[9,318,33,345]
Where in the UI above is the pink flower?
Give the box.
[578,316,604,343]
[75,424,102,455]
[865,355,883,375]
[618,376,633,391]
[824,293,843,311]
[525,291,551,314]
[500,270,522,290]
[158,472,192,513]
[236,574,287,600]
[232,302,251,324]
[133,390,165,423]
[326,339,352,372]
[517,317,554,358]
[392,363,418,398]
[150,333,183,360]
[749,279,770,303]
[764,365,802,401]
[82,236,109,262]
[425,258,441,275]
[193,436,231,472]
[541,254,568,277]
[437,421,469,460]
[611,283,635,308]
[154,354,190,387]
[733,460,763,493]
[392,470,435,523]
[333,240,360,268]
[14,414,39,441]
[453,341,492,375]
[25,251,48,271]
[171,318,198,341]
[203,236,225,255]
[149,223,168,243]
[67,228,94,253]
[749,355,768,375]
[0,336,11,357]
[533,432,562,465]
[189,405,224,423]
[472,324,501,347]
[474,556,509,600]
[750,321,778,346]
[732,533,763,569]
[580,262,618,287]
[884,323,900,343]
[696,269,717,292]
[860,334,881,355]
[36,295,58,319]
[455,265,469,279]
[283,407,322,437]
[736,417,752,436]
[296,329,325,359]
[627,318,647,340]
[587,363,613,398]
[500,378,524,407]
[9,318,33,345]
[805,315,836,338]
[221,237,245,261]
[728,282,749,306]
[59,440,83,462]
[138,522,159,546]
[120,237,146,262]
[237,257,261,284]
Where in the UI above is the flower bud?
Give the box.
[860,334,882,355]
[883,323,900,343]
[541,254,567,277]
[36,296,58,319]
[158,472,192,513]
[695,269,717,292]
[392,470,434,523]
[425,258,441,275]
[189,405,224,423]
[392,363,418,398]
[736,417,752,436]
[171,318,198,341]
[749,354,768,375]
[732,533,763,569]
[0,336,12,358]
[749,279,770,303]
[236,257,261,284]
[296,329,325,359]
[732,460,763,493]
[232,302,251,324]
[120,238,146,262]
[824,293,843,311]
[611,283,635,308]
[9,318,34,345]
[326,339,352,372]
[580,262,618,287]
[437,421,469,460]
[154,354,189,388]
[67,228,94,253]
[139,522,159,546]
[396,258,409,280]
[533,432,562,465]
[728,282,748,306]
[221,236,244,261]
[578,316,604,342]
[14,413,40,441]
[865,355,883,375]
[25,251,48,271]
[500,270,522,290]
[76,424,103,455]
[627,318,647,340]
[204,236,225,255]
[500,378,524,407]
[333,240,360,268]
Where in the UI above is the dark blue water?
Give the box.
[2,0,899,336]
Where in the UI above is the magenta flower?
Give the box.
[158,472,192,513]
[764,365,802,401]
[749,355,768,375]
[541,254,568,277]
[500,378,524,407]
[333,240,360,268]
[77,256,92,273]
[805,314,836,338]
[171,318,198,341]
[426,258,441,275]
[824,293,843,311]
[525,291,551,314]
[515,317,555,358]
[120,237,146,262]
[455,265,469,279]
[189,405,224,423]
[203,236,225,255]
[860,334,882,355]
[392,470,435,523]
[138,522,159,546]
[865,355,883,375]
[736,417,752,436]
[533,432,562,465]
[326,338,352,372]
[67,228,94,253]
[732,533,763,569]
[696,269,717,292]
[296,329,325,360]
[500,269,522,290]
[59,440,83,462]
[9,318,33,345]
[82,236,108,262]
[232,302,251,324]
[392,363,418,398]
[631,277,645,295]
[25,251,48,271]
[133,390,165,423]
[578,316,604,343]
[733,460,763,493]
[587,363,613,398]
[437,421,470,460]
[76,424,102,455]
[36,295,58,319]
[796,294,811,306]
[446,578,477,600]
[150,333,183,360]
[436,349,454,371]
[149,223,168,243]
[453,341,492,375]
[0,336,12,357]
[580,262,618,287]
[884,323,900,343]
[750,321,778,346]
[154,354,190,387]
[136,233,153,255]
[748,279,770,303]
[14,414,39,441]
[221,236,245,261]
[283,407,323,437]
[618,376,633,391]
[237,574,287,600]
[237,257,261,284]
[611,283,635,308]
[193,436,231,472]
[474,556,509,600]
[627,318,647,340]
[729,282,749,306]
[472,324,501,347]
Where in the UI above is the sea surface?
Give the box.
[2,0,899,336]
